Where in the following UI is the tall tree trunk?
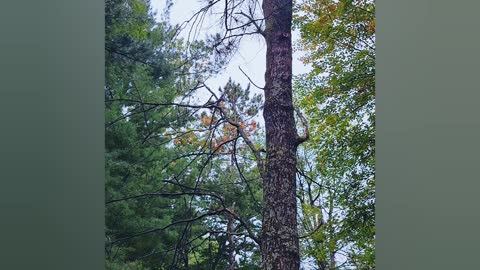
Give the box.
[261,0,300,269]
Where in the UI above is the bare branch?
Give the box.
[237,10,265,36]
[106,191,225,205]
[295,107,309,145]
[239,66,264,90]
[223,207,261,246]
[109,209,226,245]
[299,219,324,239]
[217,106,265,178]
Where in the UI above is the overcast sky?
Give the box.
[151,0,311,100]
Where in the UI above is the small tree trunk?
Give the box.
[227,214,236,270]
[261,0,300,269]
[329,252,336,270]
[328,194,336,270]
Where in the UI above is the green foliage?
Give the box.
[105,0,376,269]
[104,0,213,268]
[106,259,150,270]
[105,2,263,267]
[294,0,375,268]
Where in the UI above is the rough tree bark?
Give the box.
[261,0,302,269]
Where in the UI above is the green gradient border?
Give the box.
[0,1,104,269]
[377,1,480,269]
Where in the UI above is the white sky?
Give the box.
[151,0,311,100]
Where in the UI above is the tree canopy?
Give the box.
[105,0,375,269]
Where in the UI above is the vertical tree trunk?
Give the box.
[261,0,300,269]
[329,252,336,270]
[227,214,236,270]
[328,195,336,270]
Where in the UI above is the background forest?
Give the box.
[105,0,375,269]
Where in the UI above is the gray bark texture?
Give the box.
[261,0,300,269]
